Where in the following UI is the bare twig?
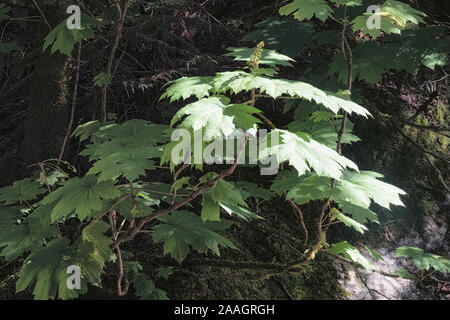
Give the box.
[58,42,82,164]
[100,0,129,122]
[112,135,249,250]
[31,0,51,31]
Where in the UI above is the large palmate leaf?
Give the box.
[93,119,170,144]
[40,175,121,222]
[332,171,406,210]
[152,211,236,263]
[0,41,18,54]
[279,172,331,203]
[351,0,426,38]
[160,76,214,102]
[287,100,361,149]
[0,206,58,261]
[134,273,169,300]
[81,220,112,263]
[225,47,295,67]
[277,169,404,225]
[242,18,314,58]
[329,28,450,84]
[396,247,450,273]
[0,4,10,22]
[170,95,261,140]
[234,181,274,201]
[337,201,379,224]
[88,153,156,182]
[43,14,102,55]
[279,0,333,22]
[260,130,358,180]
[79,120,170,182]
[16,238,79,300]
[334,211,368,234]
[201,192,221,222]
[161,71,370,117]
[204,179,261,221]
[285,170,406,209]
[331,0,362,6]
[0,178,46,206]
[0,4,17,54]
[329,241,374,270]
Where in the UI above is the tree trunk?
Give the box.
[19,3,70,166]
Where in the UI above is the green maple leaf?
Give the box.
[171,176,191,192]
[331,0,362,6]
[351,0,426,38]
[234,181,274,201]
[134,273,169,300]
[283,173,331,204]
[365,246,384,261]
[88,152,155,182]
[329,241,374,270]
[82,120,169,182]
[81,220,112,263]
[115,196,155,221]
[0,206,57,261]
[43,14,100,55]
[201,180,260,222]
[201,192,221,222]
[334,212,368,234]
[0,4,11,23]
[332,171,406,210]
[271,170,309,196]
[72,120,103,142]
[40,175,121,222]
[279,0,333,22]
[161,72,370,117]
[329,28,449,84]
[93,72,112,87]
[242,18,314,58]
[309,111,338,123]
[396,247,450,273]
[152,211,236,263]
[337,201,379,224]
[394,267,413,279]
[74,239,106,286]
[289,119,360,150]
[260,130,359,180]
[171,96,261,140]
[225,47,295,67]
[93,119,170,146]
[212,180,247,208]
[0,178,46,206]
[219,202,263,221]
[0,41,18,54]
[285,171,406,210]
[160,76,213,102]
[278,170,404,226]
[16,237,77,300]
[156,266,173,280]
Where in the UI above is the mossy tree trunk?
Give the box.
[19,2,71,166]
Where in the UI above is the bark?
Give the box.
[19,3,71,166]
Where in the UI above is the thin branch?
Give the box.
[115,246,129,296]
[100,0,129,122]
[58,42,82,164]
[31,0,51,31]
[112,135,249,250]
